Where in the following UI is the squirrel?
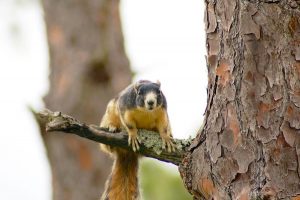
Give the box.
[99,80,176,200]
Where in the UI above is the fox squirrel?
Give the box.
[100,80,175,200]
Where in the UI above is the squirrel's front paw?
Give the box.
[128,134,141,152]
[105,125,118,132]
[161,135,176,152]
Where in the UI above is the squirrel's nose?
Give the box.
[147,100,154,106]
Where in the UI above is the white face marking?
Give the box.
[144,91,157,110]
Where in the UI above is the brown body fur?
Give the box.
[101,150,139,200]
[122,106,173,147]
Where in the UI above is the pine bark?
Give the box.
[180,1,300,199]
[40,0,131,199]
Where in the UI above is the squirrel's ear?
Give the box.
[156,80,161,88]
[134,82,139,93]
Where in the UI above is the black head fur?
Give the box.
[135,81,163,109]
[118,80,167,113]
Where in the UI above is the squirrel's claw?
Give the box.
[128,135,140,152]
[162,137,176,152]
[108,125,118,132]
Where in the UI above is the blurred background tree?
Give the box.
[40,0,131,199]
[39,0,192,199]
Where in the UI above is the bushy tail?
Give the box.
[101,149,139,200]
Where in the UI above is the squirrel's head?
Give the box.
[134,80,163,111]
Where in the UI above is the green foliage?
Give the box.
[139,158,192,200]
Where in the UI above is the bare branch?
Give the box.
[36,109,191,166]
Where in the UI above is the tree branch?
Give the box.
[36,109,191,166]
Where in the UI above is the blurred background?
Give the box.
[0,0,206,199]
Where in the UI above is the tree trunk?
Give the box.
[180,1,300,199]
[41,0,131,199]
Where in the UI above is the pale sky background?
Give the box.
[0,0,206,199]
